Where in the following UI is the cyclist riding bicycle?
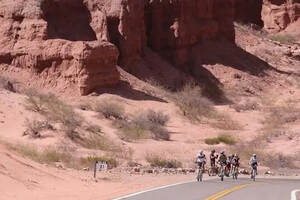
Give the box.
[232,153,240,168]
[218,151,227,166]
[196,150,207,170]
[227,154,234,175]
[249,154,258,177]
[210,149,218,168]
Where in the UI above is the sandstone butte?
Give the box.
[0,0,299,95]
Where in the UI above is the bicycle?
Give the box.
[219,164,225,181]
[208,165,218,176]
[232,165,238,180]
[250,164,257,181]
[196,162,205,182]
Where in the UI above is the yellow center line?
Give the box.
[204,183,262,200]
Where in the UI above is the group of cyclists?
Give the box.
[196,149,258,181]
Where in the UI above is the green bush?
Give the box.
[205,135,236,145]
[204,138,220,145]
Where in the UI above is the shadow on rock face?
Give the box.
[41,0,97,41]
[94,80,168,103]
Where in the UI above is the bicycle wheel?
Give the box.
[199,169,203,182]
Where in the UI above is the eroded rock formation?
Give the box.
[4,0,297,94]
[262,0,300,32]
[0,0,119,95]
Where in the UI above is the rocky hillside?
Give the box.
[1,0,298,95]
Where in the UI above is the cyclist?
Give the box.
[227,154,234,175]
[218,151,227,178]
[231,153,240,174]
[249,154,258,178]
[210,149,218,169]
[196,150,207,171]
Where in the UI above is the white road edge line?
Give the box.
[112,180,196,200]
[291,189,300,200]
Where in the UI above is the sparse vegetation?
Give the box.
[231,101,260,112]
[94,101,125,120]
[270,34,296,44]
[24,90,82,139]
[9,144,71,164]
[210,115,243,130]
[146,154,182,168]
[172,83,216,121]
[80,155,118,169]
[205,135,237,145]
[232,143,298,169]
[0,76,16,92]
[262,101,300,135]
[24,119,53,138]
[146,109,169,126]
[116,110,170,141]
[75,133,120,152]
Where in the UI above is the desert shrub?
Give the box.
[231,101,260,112]
[24,89,50,113]
[218,135,237,145]
[24,90,82,139]
[205,135,236,145]
[115,119,151,142]
[80,155,118,169]
[0,76,16,92]
[204,138,220,145]
[172,83,216,121]
[146,110,169,126]
[75,133,120,152]
[116,110,170,141]
[270,34,296,44]
[24,119,53,138]
[94,101,125,120]
[263,103,300,132]
[10,144,71,164]
[85,124,102,134]
[232,143,297,169]
[146,154,182,168]
[210,115,243,130]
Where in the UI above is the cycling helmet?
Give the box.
[253,154,256,157]
[234,153,238,157]
[220,151,225,155]
[199,150,204,154]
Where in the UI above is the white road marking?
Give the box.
[112,180,195,200]
[291,189,300,200]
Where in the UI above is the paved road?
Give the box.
[114,177,300,200]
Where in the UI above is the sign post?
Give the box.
[94,161,108,178]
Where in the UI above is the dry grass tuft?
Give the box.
[270,34,296,44]
[231,101,260,112]
[116,110,170,141]
[146,153,182,168]
[80,155,118,169]
[23,119,53,138]
[24,90,82,140]
[205,135,237,145]
[172,83,216,121]
[9,144,71,164]
[94,101,125,120]
[210,114,243,130]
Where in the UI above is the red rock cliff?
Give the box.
[262,0,300,32]
[0,0,237,95]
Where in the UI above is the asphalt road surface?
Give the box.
[114,177,300,200]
